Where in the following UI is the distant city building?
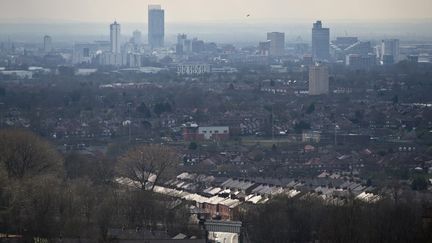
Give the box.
[124,53,141,67]
[177,63,211,75]
[345,41,372,56]
[123,42,135,54]
[100,52,122,66]
[258,41,271,56]
[407,55,419,63]
[267,32,285,56]
[333,37,358,50]
[211,67,238,73]
[148,5,165,49]
[183,124,230,141]
[331,39,372,62]
[309,64,329,95]
[302,55,314,65]
[176,34,205,54]
[312,21,330,61]
[72,42,107,64]
[110,21,121,54]
[132,30,142,45]
[176,34,188,54]
[382,54,395,65]
[192,38,205,53]
[293,42,309,55]
[381,39,400,64]
[183,39,192,53]
[43,35,52,53]
[346,54,377,70]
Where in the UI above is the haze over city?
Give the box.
[2,0,432,22]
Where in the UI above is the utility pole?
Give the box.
[0,102,4,129]
[334,123,338,146]
[271,104,275,142]
[128,102,132,143]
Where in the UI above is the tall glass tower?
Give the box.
[312,20,330,61]
[148,5,165,49]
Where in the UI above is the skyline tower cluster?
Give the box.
[108,4,165,53]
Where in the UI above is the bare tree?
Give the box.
[116,144,178,191]
[0,129,63,179]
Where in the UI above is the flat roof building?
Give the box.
[309,64,329,95]
[267,32,285,56]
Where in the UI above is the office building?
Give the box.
[303,55,314,66]
[407,55,419,63]
[100,52,122,66]
[132,30,142,45]
[267,32,285,56]
[176,34,187,54]
[309,64,329,95]
[381,39,400,64]
[148,5,165,49]
[110,21,121,54]
[258,41,271,56]
[344,41,372,56]
[332,37,358,50]
[43,35,52,53]
[312,21,330,61]
[192,38,205,53]
[346,54,377,70]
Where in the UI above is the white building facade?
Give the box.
[110,21,121,54]
[177,63,211,75]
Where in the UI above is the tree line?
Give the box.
[239,195,432,243]
[0,129,191,241]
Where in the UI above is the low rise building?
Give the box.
[183,124,230,141]
[177,63,211,75]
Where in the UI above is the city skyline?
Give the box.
[1,0,432,23]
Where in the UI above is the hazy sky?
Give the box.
[1,0,432,23]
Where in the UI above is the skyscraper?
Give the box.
[176,34,187,54]
[110,21,121,54]
[132,30,142,45]
[312,21,330,61]
[148,5,165,49]
[381,39,400,64]
[309,64,329,95]
[43,35,52,53]
[267,32,285,56]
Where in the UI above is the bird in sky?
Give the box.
[246,14,250,17]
